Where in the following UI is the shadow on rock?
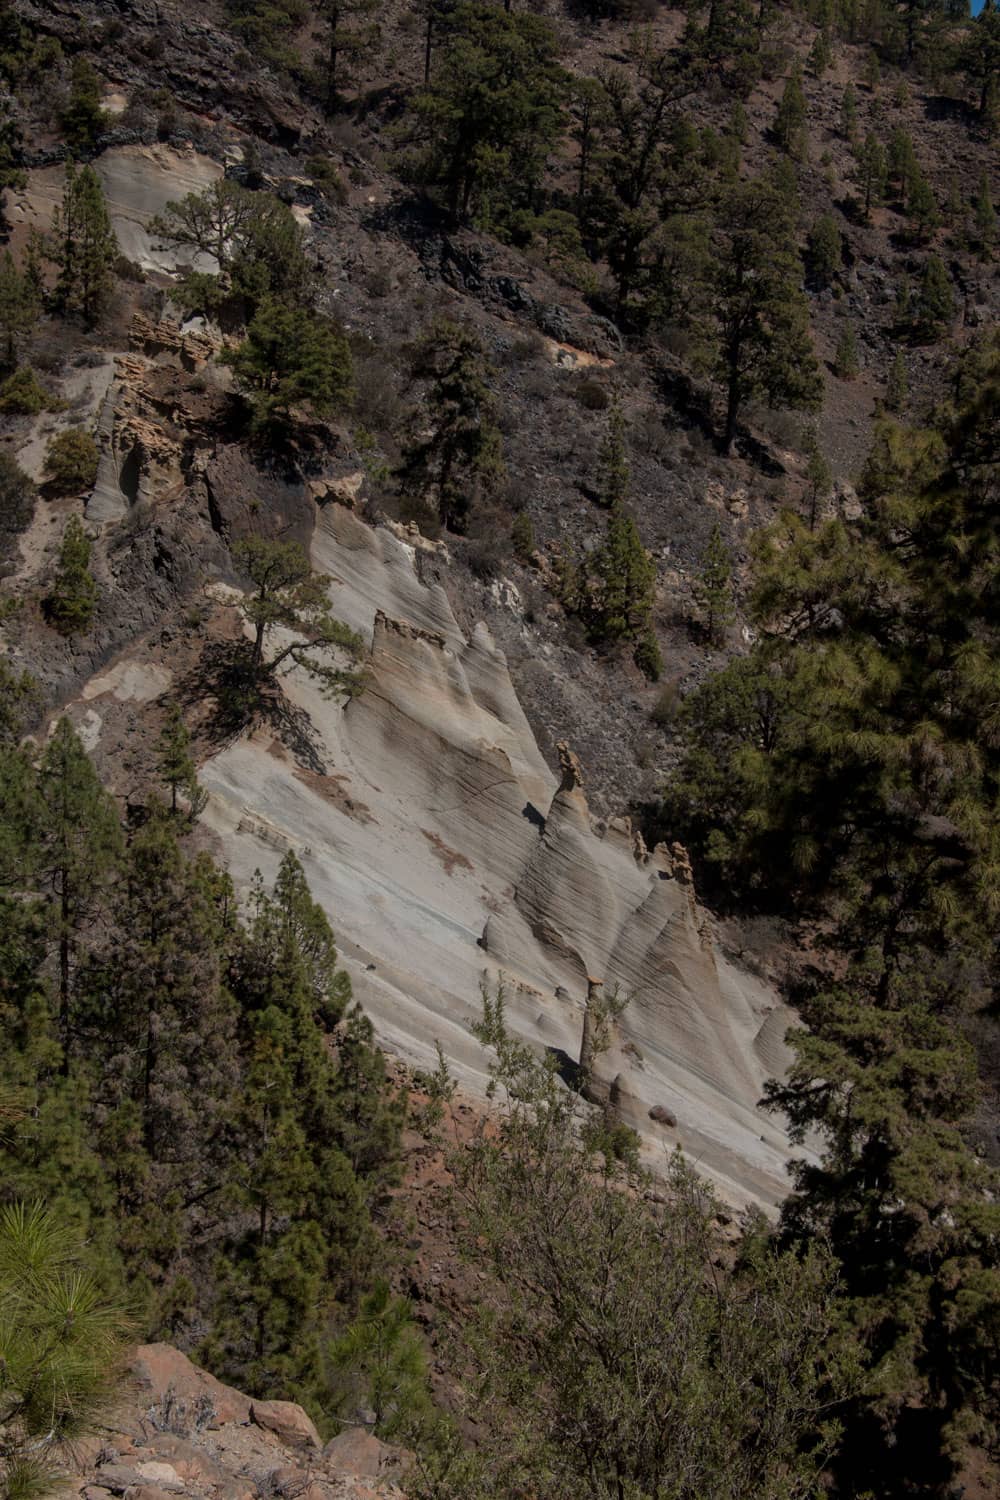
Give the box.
[175,639,327,773]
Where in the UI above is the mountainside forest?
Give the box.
[1,0,1000,1496]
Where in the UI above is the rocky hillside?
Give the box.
[6,0,999,816]
[63,1344,408,1500]
[2,4,1000,1493]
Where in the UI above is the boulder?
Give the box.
[130,1343,251,1429]
[249,1400,321,1451]
[89,1466,142,1495]
[323,1428,406,1480]
[649,1104,678,1128]
[132,1463,184,1491]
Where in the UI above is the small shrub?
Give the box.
[0,367,51,415]
[465,534,503,581]
[307,155,349,204]
[364,263,394,299]
[651,678,682,727]
[43,428,100,495]
[511,510,535,559]
[634,630,663,681]
[574,377,609,411]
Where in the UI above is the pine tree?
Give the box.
[43,428,99,495]
[804,431,832,530]
[698,179,822,454]
[46,515,97,635]
[887,127,918,205]
[912,254,953,337]
[0,657,38,745]
[58,57,107,152]
[692,522,735,644]
[806,213,842,287]
[833,323,860,379]
[862,48,880,91]
[959,0,1000,119]
[596,399,630,509]
[772,64,807,157]
[0,90,24,234]
[0,1201,127,1500]
[973,172,996,260]
[840,82,858,142]
[231,535,363,695]
[398,318,505,533]
[853,132,886,221]
[763,966,998,1496]
[316,0,377,110]
[156,702,206,818]
[407,4,566,226]
[590,505,657,648]
[0,250,35,371]
[906,166,939,242]
[35,718,122,1060]
[0,450,35,552]
[807,27,832,76]
[222,297,353,430]
[50,160,118,325]
[150,179,255,282]
[728,98,748,145]
[207,852,398,1407]
[328,1281,430,1437]
[329,1006,404,1192]
[885,349,908,412]
[95,812,238,1172]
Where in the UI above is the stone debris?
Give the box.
[58,1344,406,1500]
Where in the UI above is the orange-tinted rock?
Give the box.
[130,1344,251,1429]
[249,1399,321,1450]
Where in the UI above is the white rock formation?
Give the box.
[197,503,801,1211]
[12,146,224,274]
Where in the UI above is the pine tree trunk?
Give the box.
[424,13,432,83]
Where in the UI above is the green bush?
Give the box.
[0,366,51,415]
[43,428,99,494]
[511,509,535,559]
[634,629,663,681]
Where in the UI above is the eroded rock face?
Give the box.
[12,146,225,274]
[191,505,801,1211]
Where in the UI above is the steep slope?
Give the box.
[193,499,799,1210]
[61,1343,408,1500]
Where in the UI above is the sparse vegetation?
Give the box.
[5,6,1000,1495]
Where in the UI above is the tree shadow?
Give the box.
[546,1045,583,1092]
[175,639,327,773]
[655,363,716,443]
[923,92,975,127]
